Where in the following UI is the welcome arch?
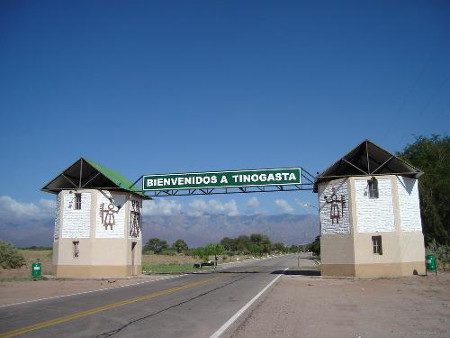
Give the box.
[42,140,426,278]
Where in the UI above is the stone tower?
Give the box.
[42,158,148,278]
[314,140,426,278]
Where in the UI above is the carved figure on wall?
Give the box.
[100,203,119,230]
[324,188,346,224]
[129,200,141,237]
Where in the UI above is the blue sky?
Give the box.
[0,0,449,217]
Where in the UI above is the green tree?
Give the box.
[289,245,299,253]
[220,237,236,252]
[235,235,252,253]
[0,242,26,269]
[308,236,320,256]
[204,243,225,268]
[172,239,188,253]
[192,247,209,261]
[250,233,272,254]
[272,242,286,253]
[250,244,263,257]
[398,135,450,244]
[143,238,169,254]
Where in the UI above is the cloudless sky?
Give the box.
[1,0,449,215]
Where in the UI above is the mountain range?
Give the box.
[143,214,319,247]
[0,213,319,248]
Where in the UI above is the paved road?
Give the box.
[0,254,302,338]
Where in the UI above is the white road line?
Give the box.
[210,267,289,338]
[1,255,292,309]
[0,274,188,308]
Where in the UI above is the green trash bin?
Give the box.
[425,254,437,274]
[31,262,42,279]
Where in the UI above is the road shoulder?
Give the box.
[232,272,450,338]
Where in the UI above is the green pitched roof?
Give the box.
[84,159,148,198]
[42,158,149,199]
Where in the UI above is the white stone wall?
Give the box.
[96,190,125,238]
[355,178,395,233]
[54,193,61,240]
[318,179,350,235]
[61,192,91,238]
[397,177,422,232]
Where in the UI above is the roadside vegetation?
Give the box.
[0,242,53,281]
[143,234,305,259]
[141,234,308,273]
[426,240,450,271]
[143,264,213,274]
[305,236,320,257]
[397,135,450,270]
[0,242,26,269]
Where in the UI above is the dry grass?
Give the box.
[1,250,254,279]
[141,253,253,274]
[142,254,198,265]
[142,253,252,265]
[0,250,54,278]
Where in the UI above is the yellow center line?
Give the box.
[1,275,224,337]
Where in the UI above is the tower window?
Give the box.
[372,236,382,255]
[368,178,379,198]
[73,241,80,258]
[74,193,82,210]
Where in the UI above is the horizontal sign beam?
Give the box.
[142,168,302,191]
[145,183,313,197]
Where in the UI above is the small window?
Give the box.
[368,178,379,198]
[74,193,82,210]
[372,236,382,255]
[73,241,80,258]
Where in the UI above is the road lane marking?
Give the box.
[210,267,289,338]
[2,255,293,309]
[0,274,189,308]
[0,275,223,338]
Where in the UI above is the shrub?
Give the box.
[160,249,176,256]
[143,238,169,254]
[307,236,320,257]
[0,242,26,269]
[427,240,450,271]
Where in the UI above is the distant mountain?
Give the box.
[0,219,54,248]
[142,213,319,247]
[0,213,319,248]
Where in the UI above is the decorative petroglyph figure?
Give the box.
[324,188,346,224]
[100,203,118,230]
[129,200,141,237]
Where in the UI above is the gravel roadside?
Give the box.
[232,270,450,338]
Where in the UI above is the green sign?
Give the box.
[143,168,301,191]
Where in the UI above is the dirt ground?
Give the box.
[233,271,450,338]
